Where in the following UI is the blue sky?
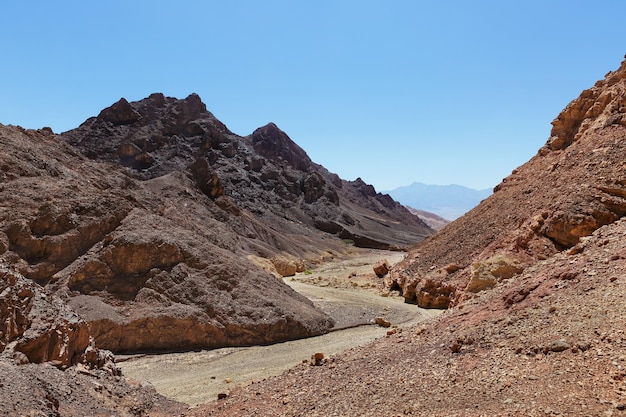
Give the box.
[2,1,625,191]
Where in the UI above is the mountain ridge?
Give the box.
[0,92,433,357]
[6,54,626,417]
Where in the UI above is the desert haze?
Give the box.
[2,57,626,416]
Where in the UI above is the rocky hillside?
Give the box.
[0,267,186,416]
[385,57,626,309]
[195,56,626,417]
[0,94,431,355]
[62,93,432,251]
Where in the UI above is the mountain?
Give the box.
[0,94,433,355]
[193,57,626,415]
[0,93,435,414]
[6,54,626,417]
[385,182,492,220]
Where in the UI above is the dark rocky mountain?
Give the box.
[386,182,492,220]
[0,94,434,414]
[63,93,432,251]
[0,93,432,355]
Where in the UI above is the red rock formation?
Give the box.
[373,259,391,277]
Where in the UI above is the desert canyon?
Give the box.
[2,57,626,416]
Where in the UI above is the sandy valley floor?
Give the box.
[118,249,438,406]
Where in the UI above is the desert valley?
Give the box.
[2,56,626,416]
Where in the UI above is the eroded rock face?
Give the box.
[0,266,113,370]
[386,57,626,308]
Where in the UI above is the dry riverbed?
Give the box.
[118,249,439,406]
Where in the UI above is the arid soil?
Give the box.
[196,218,626,417]
[119,250,440,406]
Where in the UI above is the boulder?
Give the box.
[374,317,391,328]
[373,259,391,277]
[271,257,305,277]
[466,255,525,293]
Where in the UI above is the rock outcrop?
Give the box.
[0,266,115,371]
[385,57,626,308]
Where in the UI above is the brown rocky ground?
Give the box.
[118,250,440,406]
[0,360,186,417]
[0,266,187,416]
[196,199,626,417]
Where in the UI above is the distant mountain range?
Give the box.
[384,182,492,220]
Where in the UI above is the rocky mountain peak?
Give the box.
[352,177,377,197]
[96,97,141,126]
[249,122,312,171]
[1,93,432,358]
[173,93,209,125]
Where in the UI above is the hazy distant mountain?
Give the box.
[385,182,492,220]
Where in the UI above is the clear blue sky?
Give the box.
[2,1,625,191]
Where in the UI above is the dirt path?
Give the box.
[118,249,439,406]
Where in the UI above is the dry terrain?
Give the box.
[3,52,626,417]
[197,219,626,417]
[119,250,441,406]
[190,57,626,416]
